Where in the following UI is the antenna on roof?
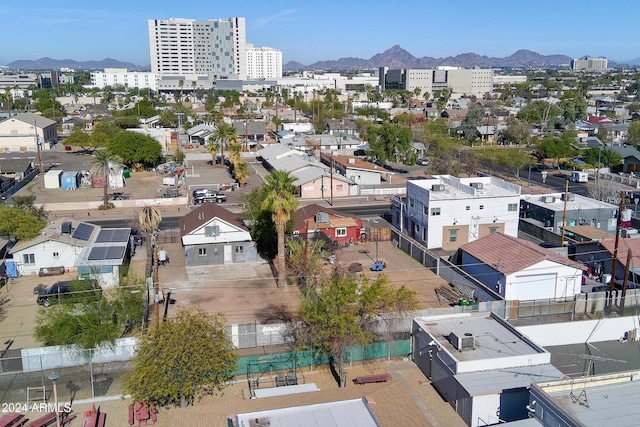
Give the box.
[567,351,626,408]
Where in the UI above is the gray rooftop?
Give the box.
[454,364,564,396]
[534,371,640,427]
[414,313,547,364]
[521,193,617,212]
[409,174,521,200]
[234,398,381,427]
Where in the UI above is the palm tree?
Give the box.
[211,122,238,168]
[261,171,299,288]
[228,142,241,166]
[206,136,219,168]
[178,80,184,103]
[234,161,249,188]
[85,149,123,209]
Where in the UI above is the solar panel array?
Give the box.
[72,223,94,241]
[96,229,130,243]
[87,246,126,260]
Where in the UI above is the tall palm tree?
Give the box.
[228,142,241,166]
[211,122,237,168]
[138,206,162,278]
[234,161,249,188]
[206,136,219,168]
[261,171,299,288]
[85,149,123,209]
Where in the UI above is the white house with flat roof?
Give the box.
[393,175,521,251]
[412,312,565,427]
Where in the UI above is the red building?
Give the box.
[293,204,363,246]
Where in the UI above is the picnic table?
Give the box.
[0,413,27,427]
[128,401,157,426]
[352,373,392,384]
[82,408,106,427]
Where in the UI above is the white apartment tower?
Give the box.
[148,17,247,79]
[246,46,283,79]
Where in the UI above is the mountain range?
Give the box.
[4,46,638,72]
[4,57,148,71]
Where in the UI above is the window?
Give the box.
[466,206,470,211]
[431,207,441,216]
[422,227,427,241]
[409,198,414,208]
[198,248,207,256]
[53,252,59,258]
[479,205,484,210]
[423,206,428,215]
[23,254,35,264]
[508,203,518,212]
[336,228,347,237]
[449,229,458,243]
[235,246,243,254]
[489,227,499,234]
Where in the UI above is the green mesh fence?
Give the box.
[235,339,410,376]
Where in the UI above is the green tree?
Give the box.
[517,100,561,134]
[627,122,640,147]
[261,170,299,288]
[9,195,48,221]
[500,119,532,145]
[367,123,413,163]
[286,238,327,290]
[123,307,237,407]
[206,137,219,168]
[0,204,47,240]
[242,186,279,258]
[583,147,622,168]
[538,134,575,170]
[460,103,485,143]
[233,161,249,187]
[298,274,418,387]
[138,206,162,280]
[108,132,162,168]
[211,122,237,168]
[85,149,124,209]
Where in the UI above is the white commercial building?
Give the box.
[0,112,57,152]
[393,174,521,251]
[90,68,159,91]
[246,45,282,79]
[380,67,494,96]
[412,312,564,427]
[571,56,608,72]
[148,17,247,79]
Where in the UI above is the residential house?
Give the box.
[293,203,363,246]
[458,232,584,300]
[179,203,256,266]
[392,174,521,251]
[0,112,58,152]
[411,312,565,427]
[8,219,130,287]
[573,238,640,285]
[321,153,394,185]
[288,134,364,154]
[186,124,215,145]
[325,119,359,138]
[520,193,617,234]
[608,145,640,174]
[232,120,267,147]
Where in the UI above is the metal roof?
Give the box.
[522,192,616,212]
[414,313,548,364]
[234,398,381,427]
[409,174,520,199]
[454,364,564,396]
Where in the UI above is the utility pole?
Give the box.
[153,238,160,330]
[329,154,334,206]
[620,249,632,315]
[34,120,43,173]
[561,180,569,245]
[608,191,625,308]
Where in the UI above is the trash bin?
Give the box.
[123,169,131,178]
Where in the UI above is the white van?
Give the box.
[568,171,588,183]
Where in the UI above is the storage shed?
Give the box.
[44,169,62,189]
[61,171,79,190]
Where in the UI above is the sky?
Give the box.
[2,0,640,67]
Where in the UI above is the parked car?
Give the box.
[193,188,226,204]
[416,158,429,166]
[36,280,102,307]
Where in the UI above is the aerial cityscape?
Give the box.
[2,5,640,427]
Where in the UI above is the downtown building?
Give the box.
[379,66,494,96]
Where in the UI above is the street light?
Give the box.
[48,370,61,427]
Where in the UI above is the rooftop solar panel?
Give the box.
[72,223,94,241]
[96,229,130,243]
[88,245,126,260]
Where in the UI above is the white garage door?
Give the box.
[508,273,556,300]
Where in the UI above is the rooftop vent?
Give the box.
[61,221,73,234]
[432,184,446,192]
[449,331,476,351]
[348,158,356,164]
[470,182,483,190]
[541,196,556,203]
[561,193,575,202]
[249,418,271,427]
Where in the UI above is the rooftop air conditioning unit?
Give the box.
[432,184,446,192]
[541,196,556,203]
[449,331,476,351]
[61,221,73,234]
[348,158,356,164]
[470,182,483,190]
[561,193,575,202]
[622,228,639,238]
[249,418,271,427]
